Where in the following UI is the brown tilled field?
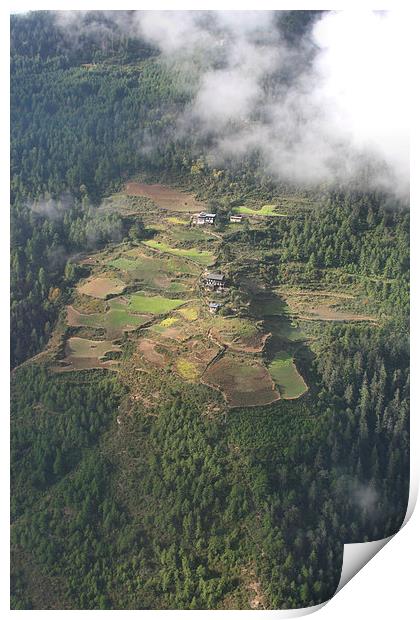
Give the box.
[138,339,169,369]
[53,337,121,372]
[202,355,280,408]
[78,277,126,299]
[125,182,206,212]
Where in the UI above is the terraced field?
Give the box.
[125,292,187,314]
[268,351,308,399]
[143,239,215,266]
[202,355,280,408]
[54,337,121,372]
[234,204,286,217]
[125,182,206,212]
[78,276,126,299]
[67,305,150,338]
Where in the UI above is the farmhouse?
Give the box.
[209,302,222,314]
[230,214,243,223]
[203,272,226,290]
[194,211,216,225]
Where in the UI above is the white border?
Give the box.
[2,1,418,617]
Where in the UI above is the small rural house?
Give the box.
[209,302,222,314]
[194,211,216,225]
[203,272,226,290]
[230,214,243,223]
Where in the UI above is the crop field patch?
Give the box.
[178,306,199,321]
[108,253,197,292]
[78,277,126,299]
[123,292,186,315]
[202,355,280,408]
[167,216,188,225]
[277,289,377,323]
[143,239,215,266]
[114,248,200,276]
[67,305,103,330]
[169,227,215,243]
[234,204,286,217]
[211,317,268,353]
[124,182,206,212]
[53,337,121,372]
[67,305,149,339]
[175,358,200,381]
[268,351,308,399]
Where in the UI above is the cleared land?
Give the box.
[138,339,169,368]
[202,355,280,408]
[211,317,268,353]
[107,249,198,294]
[169,227,215,243]
[234,205,286,217]
[277,289,377,322]
[268,351,308,399]
[67,305,149,339]
[53,337,120,372]
[178,306,199,321]
[78,277,126,299]
[143,239,215,266]
[125,292,186,314]
[125,182,206,212]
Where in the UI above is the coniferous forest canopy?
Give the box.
[10,10,409,610]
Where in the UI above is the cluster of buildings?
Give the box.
[192,211,243,226]
[203,272,227,314]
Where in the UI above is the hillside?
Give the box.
[10,11,409,610]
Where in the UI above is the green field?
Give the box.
[268,351,307,399]
[143,239,215,265]
[67,305,149,337]
[169,227,214,243]
[123,292,187,314]
[108,257,139,271]
[234,204,286,217]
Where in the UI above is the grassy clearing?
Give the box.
[176,358,200,381]
[178,306,199,321]
[268,351,308,399]
[108,257,139,271]
[234,204,286,217]
[124,292,186,314]
[167,216,188,225]
[279,289,377,322]
[78,277,126,299]
[169,227,215,243]
[152,317,180,333]
[143,239,215,266]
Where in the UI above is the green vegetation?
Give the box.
[10,9,409,613]
[125,292,186,314]
[143,239,215,265]
[268,351,308,399]
[234,204,286,217]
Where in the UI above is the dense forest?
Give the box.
[10,10,409,611]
